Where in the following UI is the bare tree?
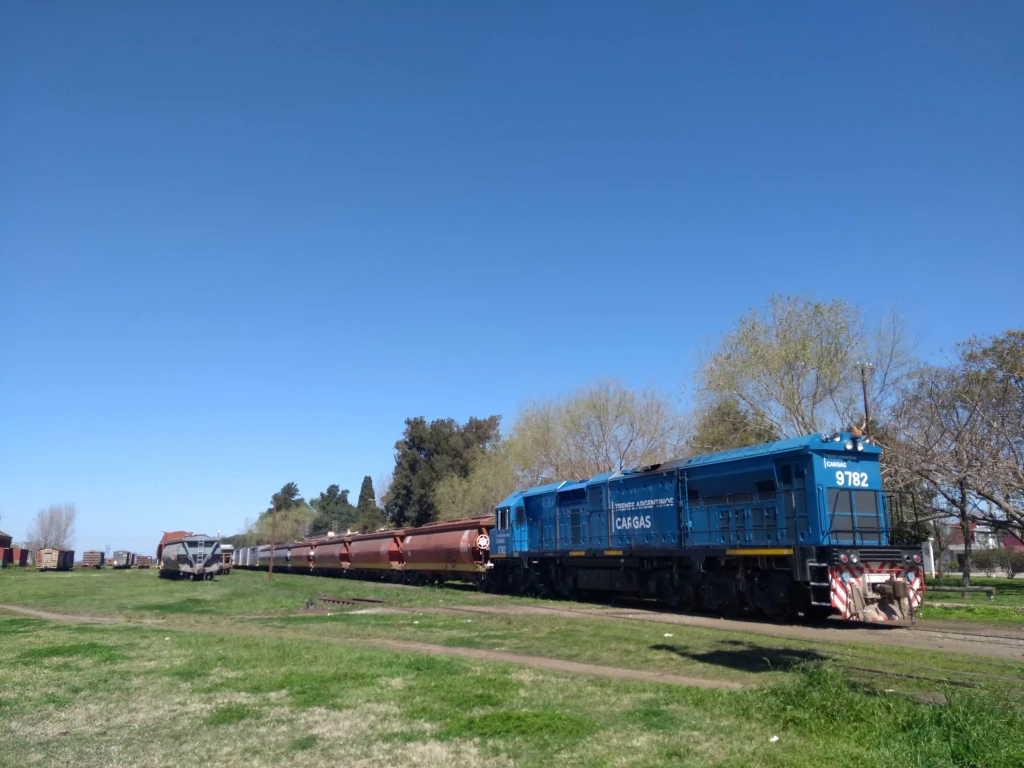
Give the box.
[434,443,519,521]
[374,471,393,510]
[893,332,1024,585]
[25,503,76,552]
[512,379,684,483]
[697,295,916,439]
[929,520,951,580]
[955,331,1024,532]
[893,365,988,586]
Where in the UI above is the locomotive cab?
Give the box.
[805,431,925,622]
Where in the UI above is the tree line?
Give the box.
[225,476,386,549]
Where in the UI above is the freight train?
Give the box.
[235,432,925,623]
[158,534,223,580]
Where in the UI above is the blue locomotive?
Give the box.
[489,431,925,622]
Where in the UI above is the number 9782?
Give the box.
[836,471,869,487]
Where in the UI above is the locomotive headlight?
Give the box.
[850,554,860,564]
[856,441,865,452]
[844,439,854,451]
[821,433,832,443]
[833,434,842,442]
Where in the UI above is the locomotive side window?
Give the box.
[514,506,525,526]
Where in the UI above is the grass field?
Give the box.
[920,576,1024,624]
[2,568,1023,767]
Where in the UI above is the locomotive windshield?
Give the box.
[826,487,883,544]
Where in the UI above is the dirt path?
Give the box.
[5,599,1023,663]
[0,603,742,690]
[0,604,116,624]
[372,638,743,689]
[429,604,1024,661]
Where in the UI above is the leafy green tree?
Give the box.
[972,548,1000,577]
[353,505,386,533]
[386,415,502,527]
[269,482,302,513]
[1003,549,1024,579]
[688,397,776,455]
[250,500,314,544]
[309,484,358,536]
[357,476,376,513]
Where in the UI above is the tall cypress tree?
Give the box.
[357,476,376,512]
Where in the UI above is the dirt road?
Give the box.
[0,603,743,690]
[433,603,1024,661]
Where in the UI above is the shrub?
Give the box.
[972,548,1001,577]
[1002,549,1024,579]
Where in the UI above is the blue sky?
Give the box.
[2,2,1021,555]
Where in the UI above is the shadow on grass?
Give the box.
[651,639,829,673]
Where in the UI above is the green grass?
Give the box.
[261,608,1024,695]
[1,614,1022,767]
[441,710,597,745]
[289,734,319,752]
[17,641,128,665]
[2,568,1024,766]
[921,576,1024,624]
[3,567,1023,693]
[205,703,257,726]
[0,564,521,617]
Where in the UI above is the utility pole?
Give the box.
[856,362,876,437]
[268,498,277,580]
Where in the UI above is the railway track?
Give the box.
[433,599,1024,662]
[909,625,1024,649]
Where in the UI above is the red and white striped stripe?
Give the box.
[829,564,925,621]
